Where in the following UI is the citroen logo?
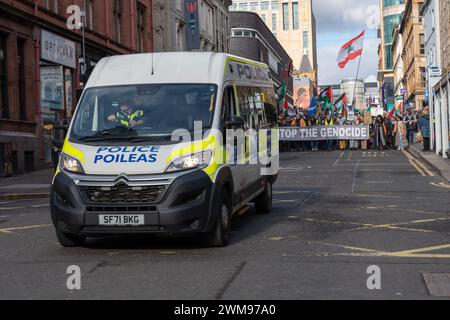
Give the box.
[114,173,130,186]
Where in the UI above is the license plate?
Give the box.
[99,215,145,226]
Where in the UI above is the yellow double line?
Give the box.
[403,151,434,177]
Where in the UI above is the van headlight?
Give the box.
[166,150,213,172]
[60,153,84,174]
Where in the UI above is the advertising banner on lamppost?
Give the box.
[185,0,200,50]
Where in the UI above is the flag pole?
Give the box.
[352,30,365,112]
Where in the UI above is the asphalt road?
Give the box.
[1,149,450,300]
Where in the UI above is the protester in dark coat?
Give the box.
[373,115,387,150]
[418,109,431,151]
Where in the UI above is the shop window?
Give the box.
[17,39,27,121]
[0,33,8,119]
[88,0,95,30]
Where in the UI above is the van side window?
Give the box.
[221,86,236,123]
[236,86,255,130]
[260,87,278,127]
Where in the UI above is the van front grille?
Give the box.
[80,184,167,204]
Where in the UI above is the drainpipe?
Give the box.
[33,0,40,117]
[105,0,110,48]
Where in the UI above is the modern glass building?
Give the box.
[380,0,405,70]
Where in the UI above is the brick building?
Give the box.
[0,0,154,176]
[399,0,426,110]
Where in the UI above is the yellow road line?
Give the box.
[403,150,434,176]
[394,243,450,255]
[0,224,51,234]
[308,240,450,259]
[431,182,450,189]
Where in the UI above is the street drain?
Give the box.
[422,273,450,297]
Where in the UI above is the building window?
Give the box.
[0,34,8,119]
[292,2,299,30]
[249,2,258,11]
[137,4,146,52]
[17,39,26,121]
[383,0,405,7]
[419,33,425,55]
[303,31,309,53]
[113,0,123,43]
[271,1,279,10]
[88,0,95,30]
[261,14,267,24]
[272,13,277,32]
[260,1,269,10]
[383,14,401,44]
[45,0,59,13]
[385,44,393,69]
[238,2,249,11]
[282,3,289,31]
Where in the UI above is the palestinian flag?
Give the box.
[319,86,333,103]
[335,93,347,110]
[277,61,292,109]
[338,31,365,69]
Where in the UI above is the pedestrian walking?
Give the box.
[393,115,407,151]
[418,108,431,151]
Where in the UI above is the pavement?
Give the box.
[0,169,53,200]
[1,150,450,299]
[408,143,450,183]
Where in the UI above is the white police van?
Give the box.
[51,52,279,247]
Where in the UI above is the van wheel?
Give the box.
[56,230,86,247]
[203,190,231,247]
[255,181,272,214]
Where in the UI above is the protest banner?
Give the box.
[278,125,370,141]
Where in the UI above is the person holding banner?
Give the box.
[323,114,334,151]
[308,116,320,151]
[336,113,347,150]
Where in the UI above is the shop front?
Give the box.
[434,72,450,159]
[40,29,76,164]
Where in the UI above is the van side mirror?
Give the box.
[226,116,245,130]
[53,121,69,149]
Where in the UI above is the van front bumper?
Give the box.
[50,170,216,237]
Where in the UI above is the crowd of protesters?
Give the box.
[278,107,431,153]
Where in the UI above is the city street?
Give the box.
[1,149,450,300]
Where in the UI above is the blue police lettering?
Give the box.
[94,146,160,165]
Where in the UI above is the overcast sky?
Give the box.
[313,0,380,85]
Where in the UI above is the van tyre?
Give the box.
[203,189,231,247]
[56,230,86,247]
[255,181,272,214]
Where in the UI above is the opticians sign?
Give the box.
[41,29,76,69]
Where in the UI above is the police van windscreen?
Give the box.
[70,84,217,143]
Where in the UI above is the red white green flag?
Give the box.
[338,31,365,69]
